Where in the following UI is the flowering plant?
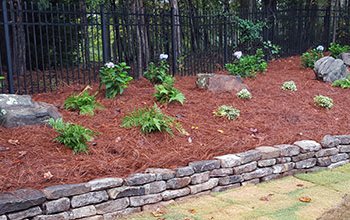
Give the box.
[316,45,324,52]
[233,51,243,59]
[159,53,169,60]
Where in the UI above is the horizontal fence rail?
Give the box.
[0,1,349,94]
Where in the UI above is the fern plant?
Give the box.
[332,75,350,89]
[214,105,240,120]
[64,90,102,115]
[154,77,185,104]
[49,118,95,153]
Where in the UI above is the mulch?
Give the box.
[1,56,349,192]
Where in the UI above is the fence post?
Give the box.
[101,5,110,63]
[2,0,14,94]
[170,7,177,75]
[223,14,228,65]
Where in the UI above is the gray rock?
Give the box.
[315,148,339,157]
[95,198,129,214]
[317,157,332,167]
[236,150,262,164]
[129,194,162,207]
[86,178,123,191]
[191,172,210,185]
[175,166,194,177]
[321,135,341,148]
[293,140,321,153]
[256,146,280,159]
[212,184,241,192]
[189,178,219,194]
[219,175,243,185]
[261,174,280,182]
[292,152,315,162]
[189,160,220,172]
[0,95,61,128]
[142,200,175,211]
[275,145,300,156]
[210,168,233,177]
[196,74,247,93]
[314,56,349,82]
[340,53,350,66]
[166,177,191,190]
[295,158,317,169]
[32,212,70,220]
[78,216,103,220]
[144,181,167,194]
[242,178,260,186]
[258,159,276,167]
[242,168,273,180]
[272,162,295,174]
[161,188,190,200]
[107,186,145,199]
[330,153,349,163]
[334,135,350,145]
[0,189,46,215]
[103,207,140,220]
[328,160,350,169]
[7,206,42,220]
[70,205,96,219]
[214,154,241,168]
[276,157,292,163]
[145,168,175,180]
[42,197,70,214]
[338,145,350,153]
[0,216,6,220]
[125,173,156,186]
[233,161,257,175]
[71,191,108,208]
[42,183,90,200]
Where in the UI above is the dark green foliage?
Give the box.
[225,49,267,78]
[144,61,172,85]
[329,43,350,58]
[49,118,95,153]
[99,62,133,99]
[301,49,323,68]
[154,77,185,105]
[0,76,4,88]
[332,75,350,89]
[236,18,265,47]
[64,90,102,115]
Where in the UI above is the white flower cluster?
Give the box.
[316,45,324,52]
[234,51,243,59]
[105,62,115,68]
[160,53,169,60]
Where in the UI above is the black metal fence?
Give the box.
[1,1,349,94]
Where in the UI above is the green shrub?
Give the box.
[154,84,185,105]
[144,61,172,85]
[225,49,267,78]
[0,76,4,88]
[213,105,240,120]
[332,75,350,89]
[236,88,252,99]
[236,18,265,47]
[64,90,102,115]
[301,49,323,68]
[99,62,133,98]
[314,95,333,109]
[121,104,179,135]
[49,118,95,153]
[281,81,297,91]
[329,42,350,58]
[263,40,281,59]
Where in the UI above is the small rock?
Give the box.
[328,160,350,169]
[340,53,350,66]
[321,135,341,148]
[189,178,219,194]
[272,162,295,174]
[233,161,257,175]
[42,183,90,200]
[315,148,339,158]
[292,152,315,162]
[317,157,332,167]
[314,56,349,82]
[219,175,243,185]
[242,168,273,180]
[275,145,300,156]
[95,198,129,214]
[210,168,233,177]
[87,178,123,191]
[295,158,317,169]
[129,194,162,207]
[338,145,350,153]
[161,188,190,201]
[144,181,167,194]
[214,154,241,168]
[188,160,220,172]
[191,172,210,185]
[71,191,108,208]
[293,140,321,153]
[145,168,175,180]
[334,135,350,145]
[107,186,145,199]
[212,183,241,192]
[175,166,194,177]
[235,150,262,164]
[125,173,156,186]
[255,146,280,159]
[196,74,247,93]
[42,197,70,214]
[70,205,96,219]
[258,159,276,167]
[330,153,349,163]
[7,206,42,220]
[103,207,141,220]
[166,177,191,190]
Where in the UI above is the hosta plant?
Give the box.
[49,118,95,153]
[281,81,297,91]
[236,88,252,99]
[64,90,102,115]
[99,62,133,98]
[154,77,185,104]
[332,75,350,89]
[214,105,240,120]
[301,49,323,68]
[328,43,350,58]
[144,61,172,85]
[314,95,333,109]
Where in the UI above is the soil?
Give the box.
[1,56,349,192]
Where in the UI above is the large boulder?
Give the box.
[196,73,247,93]
[314,56,349,82]
[0,94,61,128]
[340,53,350,66]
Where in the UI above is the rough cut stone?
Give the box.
[87,178,123,191]
[275,145,300,156]
[166,177,191,190]
[328,160,350,169]
[196,73,247,93]
[276,157,292,163]
[210,168,233,177]
[272,162,295,174]
[42,183,90,200]
[219,175,243,185]
[70,205,96,219]
[321,135,341,148]
[0,189,46,215]
[191,172,210,185]
[103,207,141,220]
[330,153,349,163]
[175,166,194,177]
[295,158,317,169]
[258,159,276,167]
[340,53,350,66]
[0,216,6,220]
[107,186,145,200]
[125,173,156,186]
[144,181,167,194]
[314,56,349,82]
[129,194,162,207]
[261,174,280,182]
[42,197,70,214]
[242,168,273,180]
[338,145,350,153]
[315,148,339,158]
[161,188,190,201]
[7,206,42,220]
[175,191,210,202]
[212,184,241,192]
[242,178,260,186]
[256,146,280,159]
[95,198,129,214]
[0,94,61,128]
[71,191,108,208]
[142,200,175,211]
[294,140,321,153]
[233,161,257,175]
[189,160,220,172]
[214,154,241,168]
[236,150,262,164]
[292,152,315,162]
[145,168,175,180]
[189,178,219,194]
[334,135,350,145]
[79,216,103,220]
[317,157,332,167]
[32,212,70,220]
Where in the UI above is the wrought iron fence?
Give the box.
[0,0,349,94]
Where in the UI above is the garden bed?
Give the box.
[0,56,349,192]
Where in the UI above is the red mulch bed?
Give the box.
[1,56,349,192]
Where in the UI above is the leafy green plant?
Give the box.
[332,75,350,89]
[144,61,172,85]
[154,83,185,105]
[263,41,281,59]
[213,105,240,120]
[99,62,133,98]
[236,18,265,46]
[64,90,102,115]
[236,88,252,99]
[0,76,4,88]
[225,49,267,78]
[329,42,350,58]
[121,104,180,135]
[49,118,95,153]
[301,49,323,68]
[281,81,297,91]
[314,95,333,109]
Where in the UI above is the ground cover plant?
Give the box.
[301,47,324,68]
[332,75,350,89]
[281,81,297,91]
[236,88,252,99]
[213,105,240,120]
[314,95,334,109]
[328,43,350,58]
[154,78,185,104]
[64,89,102,115]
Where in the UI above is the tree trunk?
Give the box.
[170,0,181,58]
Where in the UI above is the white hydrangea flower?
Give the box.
[105,62,115,68]
[316,45,324,52]
[233,51,243,59]
[159,53,169,60]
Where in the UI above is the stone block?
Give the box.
[242,178,260,186]
[233,161,257,175]
[255,146,280,159]
[144,181,167,194]
[71,191,108,208]
[107,186,145,199]
[161,188,190,201]
[95,198,129,214]
[294,140,321,153]
[103,207,141,220]
[166,177,191,190]
[292,152,315,162]
[191,172,210,185]
[70,205,96,219]
[315,148,339,158]
[42,183,90,200]
[295,158,317,169]
[275,144,300,156]
[236,150,262,164]
[272,162,295,174]
[258,159,276,167]
[214,154,241,168]
[129,194,162,207]
[219,175,243,185]
[321,135,341,148]
[328,160,350,169]
[42,197,70,214]
[210,168,233,177]
[196,74,247,93]
[86,178,123,191]
[276,157,291,163]
[188,160,220,172]
[338,145,350,153]
[175,167,194,177]
[330,153,349,163]
[242,168,273,180]
[317,157,332,167]
[142,200,175,211]
[145,168,175,180]
[32,212,70,220]
[7,206,42,220]
[78,216,103,220]
[334,135,350,145]
[212,184,241,192]
[125,173,156,186]
[261,174,280,182]
[189,178,218,194]
[0,216,6,220]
